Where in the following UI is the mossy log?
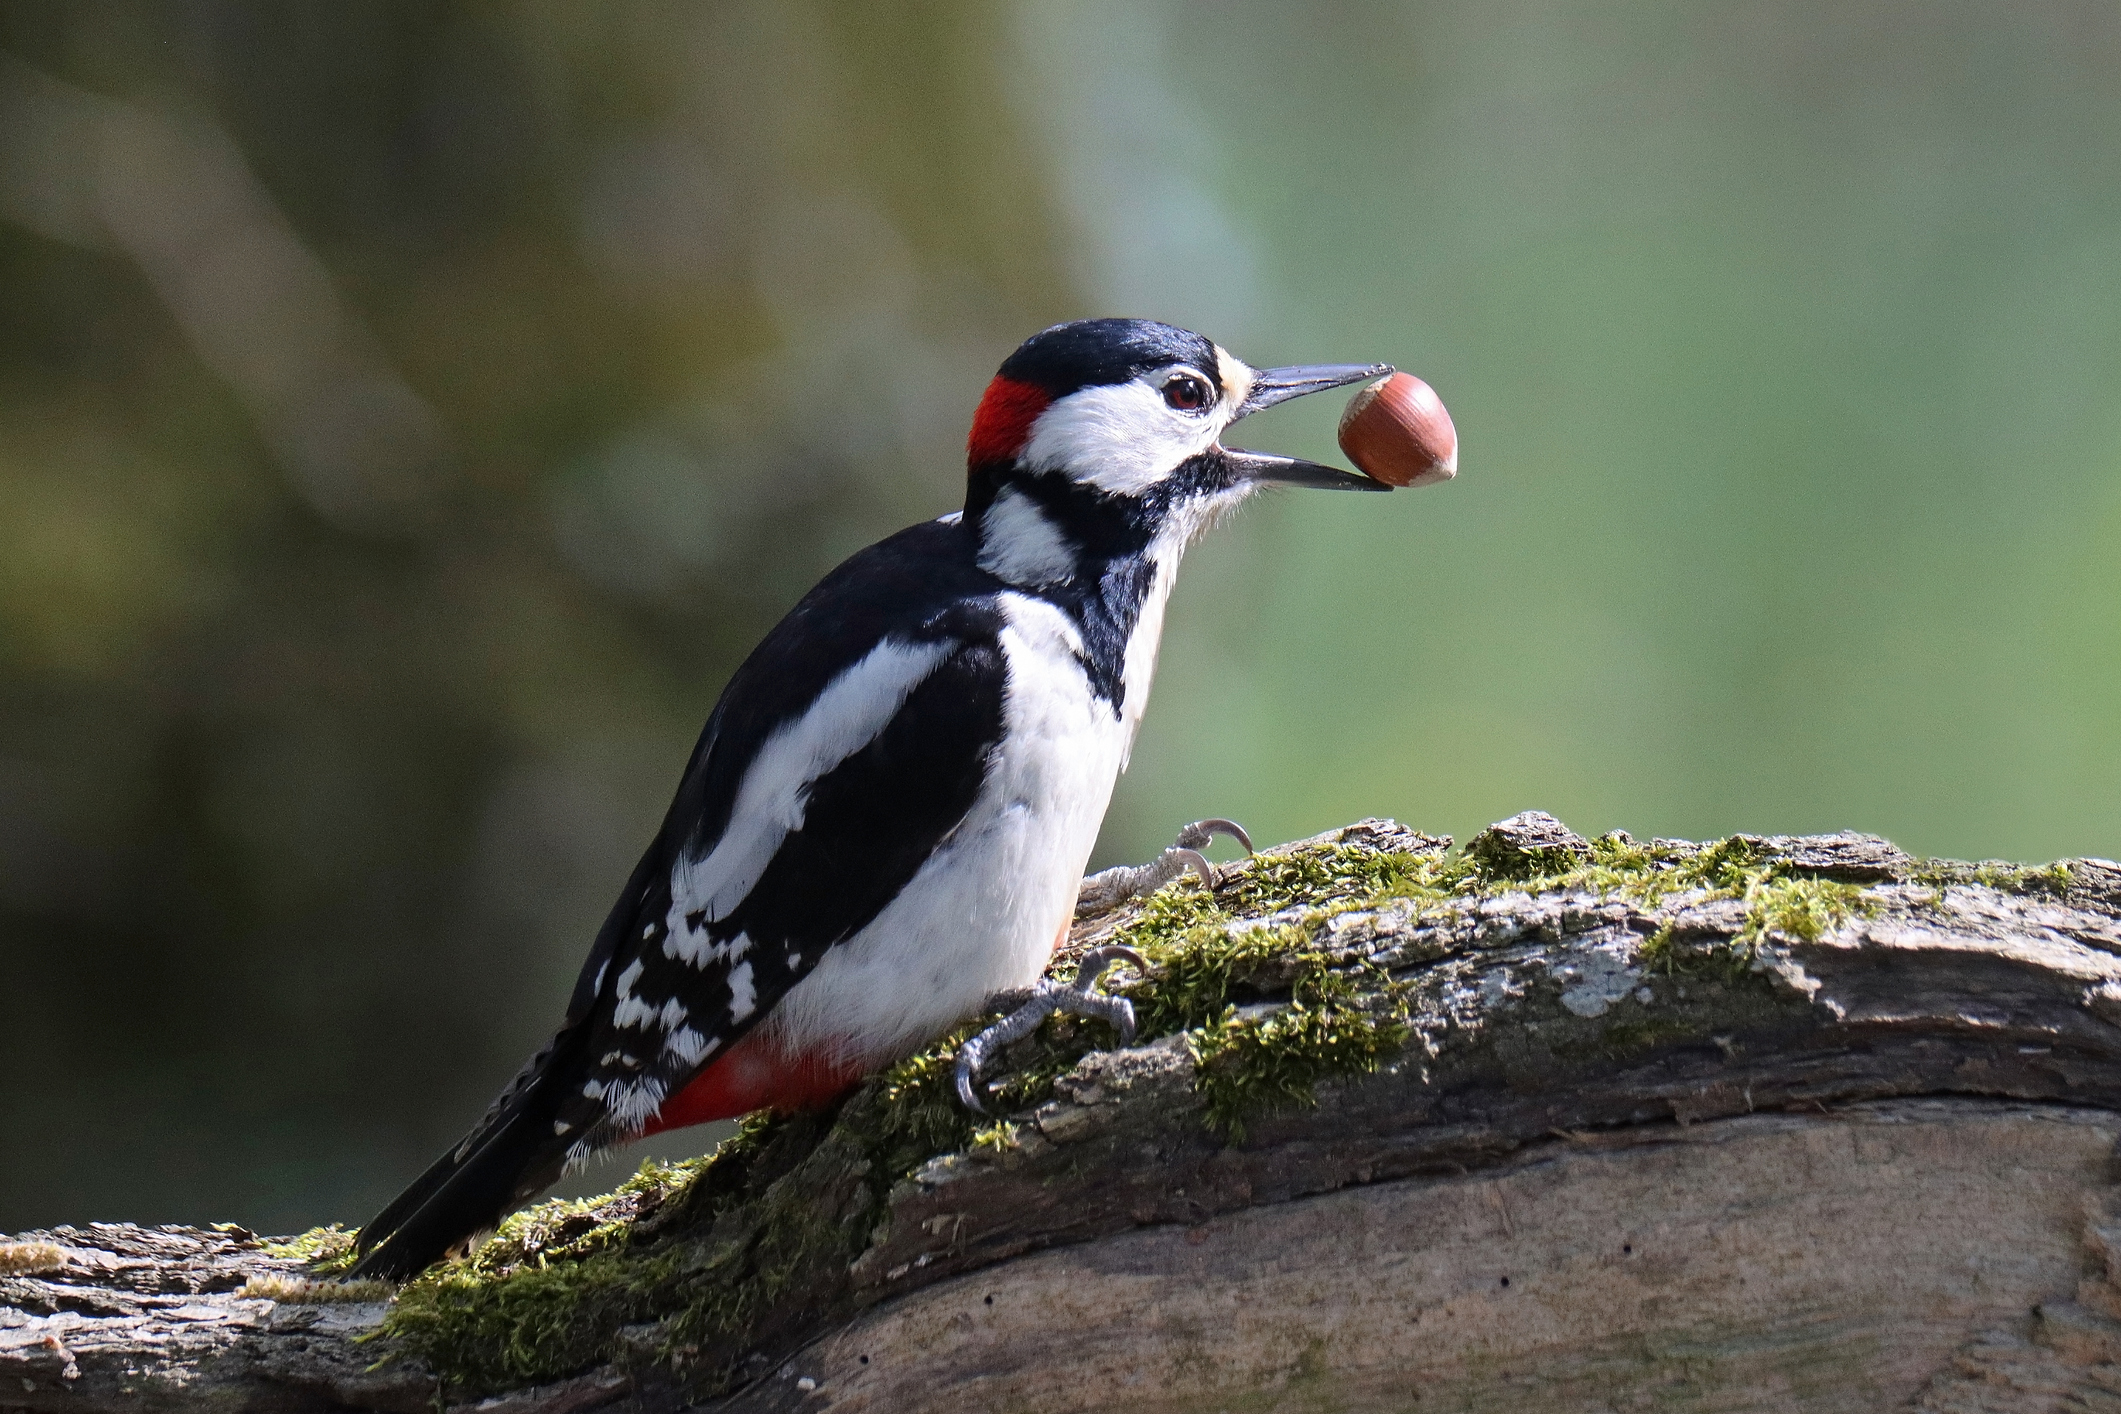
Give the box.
[11,814,2121,1414]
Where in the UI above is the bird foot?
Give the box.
[955,946,1145,1112]
[1075,818,1253,918]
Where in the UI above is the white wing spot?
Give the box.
[581,1078,608,1100]
[728,960,756,1021]
[553,1120,573,1135]
[665,926,705,966]
[667,927,752,969]
[666,1026,720,1065]
[615,958,644,1002]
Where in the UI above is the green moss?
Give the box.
[1743,876,1871,946]
[1632,852,1873,978]
[1910,858,2076,895]
[473,1156,708,1272]
[1583,834,1771,906]
[653,1151,861,1379]
[1097,830,1829,1135]
[385,1240,681,1388]
[262,1223,358,1273]
[1445,830,1777,913]
[1103,827,1877,1136]
[1111,843,1455,1038]
[1210,841,1448,916]
[1634,918,1671,970]
[1071,840,1456,1138]
[1127,915,1318,1036]
[1186,965,1413,1140]
[378,1153,713,1389]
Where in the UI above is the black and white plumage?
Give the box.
[351,319,1393,1279]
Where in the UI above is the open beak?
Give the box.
[1236,363,1393,418]
[1224,361,1395,492]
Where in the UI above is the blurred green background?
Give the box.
[4,1,2119,1234]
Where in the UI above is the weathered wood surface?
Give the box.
[780,1102,2121,1413]
[10,815,2121,1414]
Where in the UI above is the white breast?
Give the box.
[766,592,1135,1065]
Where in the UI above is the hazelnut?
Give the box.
[1338,372,1457,488]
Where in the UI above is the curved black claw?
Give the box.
[954,947,1146,1113]
[1175,818,1254,856]
[1075,818,1254,918]
[1071,946,1146,1045]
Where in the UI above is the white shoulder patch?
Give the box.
[976,485,1077,587]
[1020,379,1223,495]
[667,637,951,935]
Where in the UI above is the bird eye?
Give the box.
[1162,373,1212,412]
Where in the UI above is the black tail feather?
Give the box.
[353,825,667,1280]
[349,1108,566,1280]
[350,1025,588,1281]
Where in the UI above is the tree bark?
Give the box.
[9,815,2121,1414]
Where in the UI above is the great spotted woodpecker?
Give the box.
[350,318,1393,1279]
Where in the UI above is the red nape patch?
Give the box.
[966,375,1051,466]
[636,1031,869,1136]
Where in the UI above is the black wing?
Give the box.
[550,605,1007,1148]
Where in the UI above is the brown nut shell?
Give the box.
[1337,372,1458,488]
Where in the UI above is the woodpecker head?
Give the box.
[963,319,1390,585]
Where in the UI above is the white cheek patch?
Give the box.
[1020,379,1225,495]
[977,485,1077,586]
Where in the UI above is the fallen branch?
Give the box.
[9,814,2121,1413]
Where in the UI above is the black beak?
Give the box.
[1235,362,1393,419]
[1222,448,1392,492]
[1223,361,1395,491]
